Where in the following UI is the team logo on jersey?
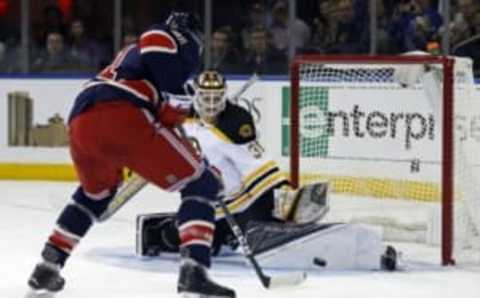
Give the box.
[239,124,254,139]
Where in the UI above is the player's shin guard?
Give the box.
[178,166,223,267]
[39,187,108,267]
[177,198,215,267]
[177,199,236,297]
[176,168,235,297]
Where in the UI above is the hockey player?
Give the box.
[135,70,398,272]
[26,13,235,298]
[136,69,328,256]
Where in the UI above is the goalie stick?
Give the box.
[216,195,307,289]
[98,75,260,222]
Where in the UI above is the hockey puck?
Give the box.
[313,257,327,267]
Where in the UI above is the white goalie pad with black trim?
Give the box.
[273,182,330,223]
[246,221,386,271]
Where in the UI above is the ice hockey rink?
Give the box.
[1,180,479,298]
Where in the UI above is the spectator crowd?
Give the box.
[0,0,479,76]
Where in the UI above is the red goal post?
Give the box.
[289,55,479,266]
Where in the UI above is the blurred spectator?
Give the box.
[242,26,286,75]
[447,0,480,47]
[31,31,84,74]
[308,0,369,54]
[241,2,269,51]
[375,0,399,54]
[32,4,67,49]
[405,14,436,51]
[389,0,441,52]
[68,19,105,71]
[455,0,479,30]
[473,9,480,36]
[417,0,443,30]
[269,0,311,55]
[308,1,334,53]
[212,1,244,33]
[0,37,24,73]
[453,10,480,77]
[406,0,443,51]
[210,27,241,74]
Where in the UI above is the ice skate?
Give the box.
[178,258,235,298]
[26,262,65,298]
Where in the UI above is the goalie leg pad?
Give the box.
[251,222,386,271]
[136,213,180,256]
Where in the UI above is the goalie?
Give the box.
[136,70,398,271]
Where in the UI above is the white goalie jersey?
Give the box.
[182,101,289,218]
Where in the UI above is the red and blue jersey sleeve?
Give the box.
[139,26,197,94]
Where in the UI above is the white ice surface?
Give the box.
[1,181,479,298]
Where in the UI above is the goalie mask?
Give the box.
[193,70,227,122]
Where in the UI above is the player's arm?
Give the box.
[139,14,202,94]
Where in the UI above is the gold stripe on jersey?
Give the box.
[208,126,232,143]
[242,160,277,188]
[215,171,287,217]
[215,161,288,218]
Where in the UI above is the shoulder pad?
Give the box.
[215,102,256,144]
[139,27,178,55]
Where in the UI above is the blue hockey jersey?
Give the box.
[68,24,201,122]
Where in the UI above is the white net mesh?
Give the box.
[293,56,480,264]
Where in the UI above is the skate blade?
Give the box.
[25,288,56,298]
[180,292,232,298]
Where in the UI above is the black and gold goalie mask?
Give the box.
[193,70,227,122]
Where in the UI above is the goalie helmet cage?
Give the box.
[289,55,480,266]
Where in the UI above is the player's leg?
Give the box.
[27,103,126,295]
[122,114,235,297]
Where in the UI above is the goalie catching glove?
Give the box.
[273,182,330,224]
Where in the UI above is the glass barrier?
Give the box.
[0,0,479,77]
[301,0,370,55]
[208,0,289,75]
[0,0,21,73]
[121,0,204,47]
[29,0,114,74]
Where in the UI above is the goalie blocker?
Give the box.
[136,182,398,271]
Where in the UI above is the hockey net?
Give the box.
[289,55,480,265]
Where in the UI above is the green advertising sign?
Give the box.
[282,86,330,157]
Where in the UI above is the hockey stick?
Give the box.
[98,76,259,222]
[229,73,259,104]
[217,197,307,289]
[98,173,147,222]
